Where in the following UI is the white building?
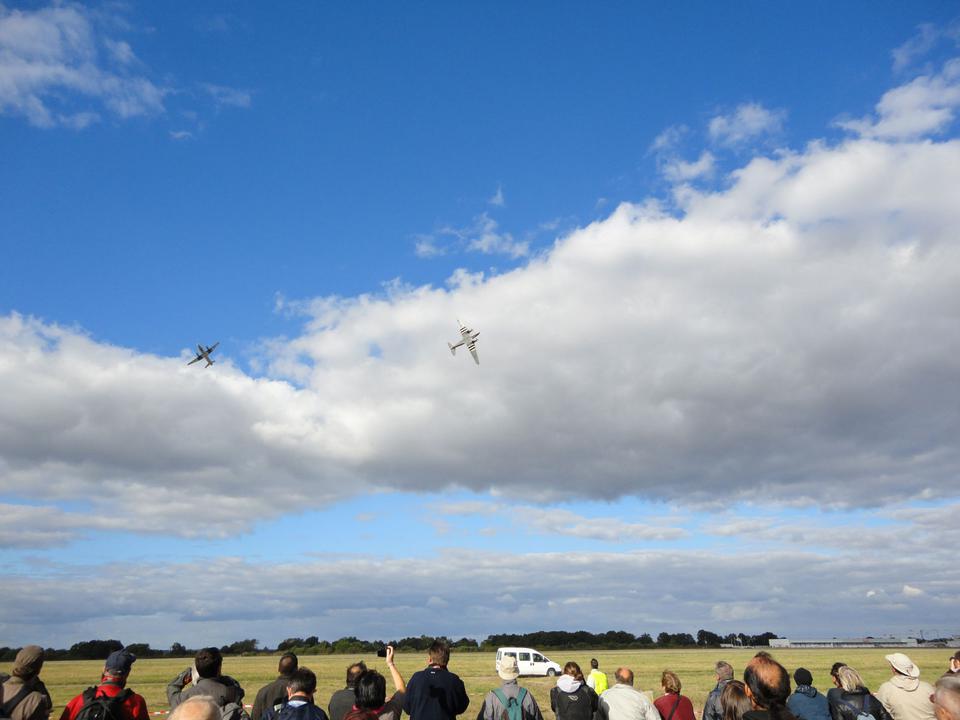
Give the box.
[769,638,919,648]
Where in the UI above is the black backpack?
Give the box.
[74,688,133,720]
[1,677,38,720]
[0,675,33,720]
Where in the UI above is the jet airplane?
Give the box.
[448,321,479,365]
[187,342,219,368]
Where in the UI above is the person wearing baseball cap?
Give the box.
[59,649,149,720]
[477,655,543,720]
[0,645,52,720]
[875,653,935,720]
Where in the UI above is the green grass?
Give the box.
[5,648,949,718]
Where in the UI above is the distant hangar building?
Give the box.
[769,638,919,649]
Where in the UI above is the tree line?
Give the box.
[0,629,779,661]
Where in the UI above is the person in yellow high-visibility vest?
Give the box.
[587,659,608,695]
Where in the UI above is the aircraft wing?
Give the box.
[187,355,202,366]
[468,341,479,365]
[207,341,219,353]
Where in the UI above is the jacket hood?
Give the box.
[557,675,582,693]
[889,675,920,692]
[795,686,818,698]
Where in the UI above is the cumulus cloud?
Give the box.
[708,103,786,146]
[0,3,165,127]
[838,58,960,139]
[3,65,960,541]
[650,124,687,153]
[421,213,529,258]
[661,151,716,183]
[414,235,446,258]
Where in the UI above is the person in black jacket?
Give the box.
[402,640,469,720]
[705,663,736,720]
[263,669,329,720]
[252,653,298,720]
[827,666,892,720]
[550,662,598,720]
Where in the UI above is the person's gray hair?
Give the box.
[716,662,734,681]
[615,667,634,686]
[837,666,865,693]
[169,696,221,720]
[935,676,960,720]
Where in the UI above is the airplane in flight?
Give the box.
[187,342,219,368]
[448,321,479,365]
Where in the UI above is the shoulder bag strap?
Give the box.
[666,696,681,720]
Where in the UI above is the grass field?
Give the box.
[4,648,948,718]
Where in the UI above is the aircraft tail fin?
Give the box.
[448,342,456,356]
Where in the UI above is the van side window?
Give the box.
[519,652,531,661]
[497,651,502,660]
[504,652,516,658]
[533,654,544,662]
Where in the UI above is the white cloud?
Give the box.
[464,214,528,257]
[437,502,686,542]
[891,23,943,74]
[0,543,953,647]
[169,130,194,141]
[709,103,786,146]
[489,185,505,207]
[650,124,687,153]
[902,584,925,597]
[3,69,960,540]
[838,58,960,139]
[104,38,135,66]
[0,3,165,127]
[661,151,716,182]
[414,236,445,258]
[202,82,252,109]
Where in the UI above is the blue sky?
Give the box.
[1,2,959,649]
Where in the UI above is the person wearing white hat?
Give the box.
[477,655,543,720]
[875,653,935,720]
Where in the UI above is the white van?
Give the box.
[496,647,562,677]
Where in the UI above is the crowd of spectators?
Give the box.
[2,642,958,720]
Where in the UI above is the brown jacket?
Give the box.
[875,676,935,720]
[1,676,52,720]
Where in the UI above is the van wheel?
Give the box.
[547,669,557,676]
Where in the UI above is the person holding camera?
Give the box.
[343,648,406,720]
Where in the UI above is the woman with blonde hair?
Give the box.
[654,671,695,720]
[828,666,892,720]
[550,662,598,720]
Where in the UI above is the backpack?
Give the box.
[220,701,251,720]
[492,688,527,720]
[74,688,133,720]
[840,697,877,720]
[1,680,35,720]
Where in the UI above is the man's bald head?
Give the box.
[169,696,221,720]
[935,676,960,720]
[743,653,790,711]
[615,668,634,686]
